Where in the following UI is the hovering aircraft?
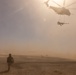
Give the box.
[45,0,76,25]
[57,21,69,26]
[45,0,76,16]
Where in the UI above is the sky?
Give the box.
[0,0,76,59]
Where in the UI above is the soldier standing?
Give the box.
[7,54,14,71]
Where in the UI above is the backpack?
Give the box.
[7,57,14,64]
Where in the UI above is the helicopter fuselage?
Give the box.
[49,6,71,16]
[57,21,69,26]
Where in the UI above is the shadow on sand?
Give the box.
[0,70,9,74]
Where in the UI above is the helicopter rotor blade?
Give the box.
[52,0,62,7]
[46,0,50,3]
[63,0,66,7]
[66,1,76,7]
[68,8,76,10]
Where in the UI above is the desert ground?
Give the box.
[0,55,76,75]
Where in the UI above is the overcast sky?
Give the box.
[0,0,76,59]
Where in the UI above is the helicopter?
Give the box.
[57,21,69,26]
[45,0,76,25]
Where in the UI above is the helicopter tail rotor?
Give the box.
[44,0,50,7]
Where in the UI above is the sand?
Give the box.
[0,56,76,75]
